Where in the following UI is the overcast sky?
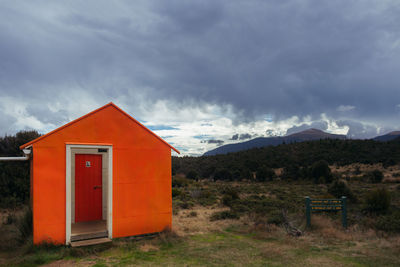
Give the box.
[1,1,400,155]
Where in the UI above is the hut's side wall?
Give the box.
[32,106,172,244]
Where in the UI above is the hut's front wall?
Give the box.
[31,106,172,244]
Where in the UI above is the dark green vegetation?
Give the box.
[174,138,400,181]
[0,131,40,208]
[170,175,400,234]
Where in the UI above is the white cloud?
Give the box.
[337,105,355,112]
[0,96,56,133]
[136,100,352,156]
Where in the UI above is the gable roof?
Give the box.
[20,102,180,154]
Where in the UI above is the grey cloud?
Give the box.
[286,121,328,135]
[25,105,69,125]
[239,133,252,140]
[202,139,224,146]
[231,133,252,140]
[336,120,387,139]
[0,1,399,138]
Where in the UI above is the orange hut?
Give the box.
[20,103,179,245]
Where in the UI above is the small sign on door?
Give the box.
[86,161,91,167]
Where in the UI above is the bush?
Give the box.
[221,187,240,207]
[281,164,300,180]
[172,176,190,188]
[375,210,400,232]
[328,180,357,202]
[214,169,232,181]
[172,188,182,198]
[188,211,198,217]
[173,199,195,210]
[186,170,198,180]
[192,189,217,206]
[365,188,391,214]
[17,207,32,243]
[210,210,240,221]
[310,160,333,184]
[255,166,275,182]
[267,210,284,225]
[5,212,17,225]
[365,170,384,183]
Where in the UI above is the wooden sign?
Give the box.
[305,196,347,228]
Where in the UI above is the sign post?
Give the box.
[305,196,311,228]
[305,196,347,228]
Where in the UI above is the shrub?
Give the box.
[392,172,400,178]
[375,210,400,232]
[172,188,181,198]
[353,166,361,175]
[328,180,357,202]
[172,176,190,187]
[188,211,198,217]
[365,170,384,183]
[364,188,391,214]
[5,212,17,225]
[255,166,275,182]
[232,169,243,181]
[221,187,240,207]
[266,210,284,225]
[210,210,240,221]
[186,170,198,180]
[17,206,32,243]
[311,160,332,183]
[214,169,233,181]
[193,189,217,206]
[281,164,300,180]
[200,166,216,179]
[174,199,195,209]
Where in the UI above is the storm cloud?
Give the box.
[0,1,400,154]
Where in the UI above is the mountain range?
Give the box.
[204,129,400,156]
[373,131,400,141]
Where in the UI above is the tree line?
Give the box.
[0,131,40,207]
[173,138,400,182]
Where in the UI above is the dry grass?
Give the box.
[309,215,351,240]
[139,243,160,252]
[172,206,242,236]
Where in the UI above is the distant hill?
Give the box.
[204,128,346,156]
[373,131,400,142]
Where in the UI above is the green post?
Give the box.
[305,196,311,228]
[341,196,347,228]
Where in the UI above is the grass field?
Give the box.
[2,212,399,267]
[1,165,400,266]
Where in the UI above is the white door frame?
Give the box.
[65,144,113,245]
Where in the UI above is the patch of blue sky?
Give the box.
[264,114,273,122]
[147,125,179,131]
[193,134,212,139]
[160,135,175,139]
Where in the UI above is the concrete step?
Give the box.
[71,237,112,247]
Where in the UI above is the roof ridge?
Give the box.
[20,102,180,154]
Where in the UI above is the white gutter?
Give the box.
[0,148,31,161]
[0,156,29,161]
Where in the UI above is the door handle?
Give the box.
[93,185,102,189]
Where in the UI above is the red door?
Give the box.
[75,154,102,222]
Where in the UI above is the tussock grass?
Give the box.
[2,177,400,266]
